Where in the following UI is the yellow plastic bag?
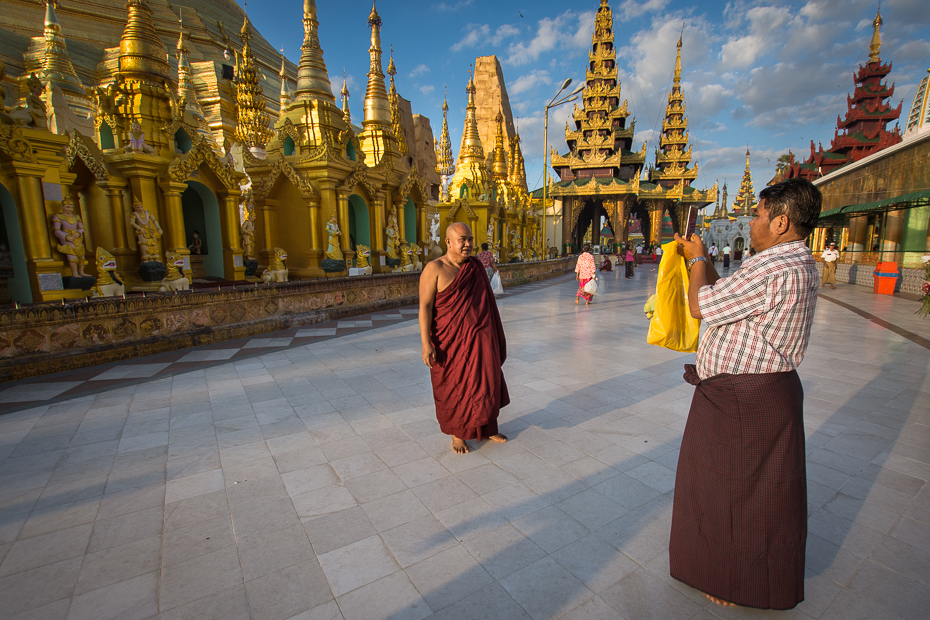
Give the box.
[647,240,701,352]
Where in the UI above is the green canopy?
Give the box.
[818,189,930,223]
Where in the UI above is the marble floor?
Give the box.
[0,265,927,620]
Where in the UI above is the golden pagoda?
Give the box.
[435,92,455,198]
[387,50,408,155]
[235,17,273,151]
[734,148,755,215]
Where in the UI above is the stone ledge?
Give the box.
[0,257,575,382]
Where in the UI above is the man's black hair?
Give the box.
[481,243,489,251]
[758,178,822,238]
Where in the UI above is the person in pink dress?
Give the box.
[575,245,596,305]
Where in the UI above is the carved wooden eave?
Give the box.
[275,117,305,148]
[252,155,318,201]
[549,176,638,198]
[65,131,112,182]
[166,136,240,190]
[447,197,478,221]
[338,161,378,198]
[0,125,38,164]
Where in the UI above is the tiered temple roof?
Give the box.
[788,9,902,181]
[733,149,755,215]
[648,34,698,190]
[550,0,644,195]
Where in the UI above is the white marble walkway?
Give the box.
[0,265,927,620]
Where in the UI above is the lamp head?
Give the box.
[560,78,572,91]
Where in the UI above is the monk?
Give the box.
[419,223,510,454]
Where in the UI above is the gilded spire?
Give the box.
[295,0,334,101]
[649,31,696,188]
[868,7,883,63]
[235,16,273,150]
[510,133,528,192]
[341,74,351,125]
[387,49,407,154]
[436,92,454,177]
[720,182,728,218]
[363,1,391,128]
[674,31,682,85]
[176,12,200,111]
[734,149,755,215]
[42,0,85,98]
[456,74,484,168]
[279,52,292,111]
[118,0,171,82]
[491,111,509,181]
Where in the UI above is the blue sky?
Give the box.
[247,0,930,195]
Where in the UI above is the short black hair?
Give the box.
[758,178,822,238]
[481,243,489,250]
[583,244,591,252]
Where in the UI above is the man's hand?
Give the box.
[422,343,436,368]
[673,233,706,262]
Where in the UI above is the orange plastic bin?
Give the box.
[872,262,899,295]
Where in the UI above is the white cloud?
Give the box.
[510,69,552,96]
[419,85,436,96]
[620,0,671,20]
[719,6,793,70]
[409,64,430,78]
[451,23,521,52]
[505,10,595,66]
[435,0,474,11]
[328,73,357,94]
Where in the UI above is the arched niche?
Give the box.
[183,181,224,278]
[174,129,192,154]
[283,136,296,156]
[403,196,416,242]
[348,194,370,249]
[346,141,356,161]
[99,124,115,150]
[0,181,31,304]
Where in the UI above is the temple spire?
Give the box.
[118,0,171,82]
[235,16,272,150]
[295,0,334,101]
[363,1,391,128]
[42,1,83,95]
[436,91,454,177]
[456,73,484,169]
[279,51,292,111]
[674,31,683,85]
[510,133,528,192]
[175,12,199,110]
[491,111,508,181]
[341,74,351,125]
[734,148,755,215]
[387,49,407,154]
[868,7,883,63]
[648,32,697,190]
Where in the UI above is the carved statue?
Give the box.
[159,250,190,291]
[261,247,288,282]
[509,228,524,262]
[429,213,440,243]
[52,198,89,278]
[240,213,255,259]
[385,209,400,259]
[10,74,47,129]
[486,221,494,246]
[354,245,372,275]
[187,230,203,255]
[405,243,423,271]
[129,200,163,262]
[324,213,343,260]
[91,247,124,297]
[395,240,411,273]
[123,120,156,155]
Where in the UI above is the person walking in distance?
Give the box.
[670,178,822,610]
[821,242,839,289]
[419,223,509,455]
[722,243,731,269]
[708,243,718,264]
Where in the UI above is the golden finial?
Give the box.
[41,0,88,107]
[868,6,883,63]
[387,47,407,154]
[491,110,508,180]
[674,24,683,84]
[363,0,390,128]
[295,0,334,100]
[235,14,273,149]
[119,0,171,82]
[279,49,292,110]
[341,70,351,124]
[457,71,484,168]
[510,132,527,192]
[437,87,454,177]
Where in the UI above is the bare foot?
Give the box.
[451,437,469,454]
[705,595,733,607]
[488,434,508,443]
[575,298,579,304]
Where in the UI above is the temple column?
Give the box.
[370,192,387,273]
[158,180,188,255]
[304,196,323,276]
[220,193,245,280]
[336,189,351,258]
[5,165,60,302]
[396,196,406,242]
[259,199,276,264]
[881,210,905,262]
[99,180,130,255]
[848,215,869,257]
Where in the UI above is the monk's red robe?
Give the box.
[429,256,510,440]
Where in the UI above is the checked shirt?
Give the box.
[696,240,819,380]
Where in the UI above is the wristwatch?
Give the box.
[687,256,707,268]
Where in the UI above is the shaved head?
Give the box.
[445,222,472,238]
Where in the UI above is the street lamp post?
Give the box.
[543,79,584,257]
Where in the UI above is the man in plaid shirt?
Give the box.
[669,178,822,610]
